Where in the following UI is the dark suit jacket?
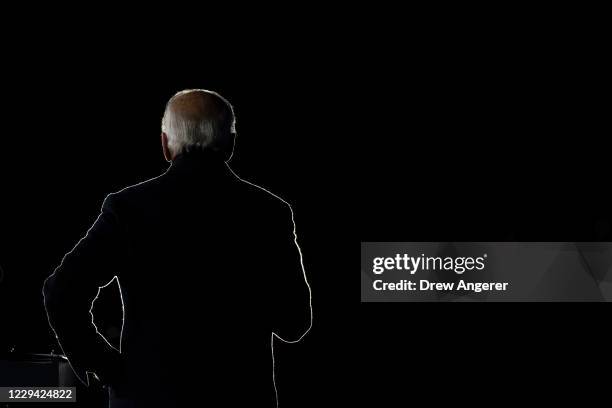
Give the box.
[43,151,311,407]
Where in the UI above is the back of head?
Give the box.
[161,89,236,161]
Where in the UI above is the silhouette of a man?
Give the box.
[43,89,312,407]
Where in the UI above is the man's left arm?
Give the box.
[43,193,126,385]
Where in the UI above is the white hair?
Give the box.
[161,89,236,156]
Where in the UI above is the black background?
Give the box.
[359,20,610,406]
[0,17,609,406]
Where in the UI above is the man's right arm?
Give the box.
[271,202,312,343]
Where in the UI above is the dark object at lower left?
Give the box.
[0,352,107,407]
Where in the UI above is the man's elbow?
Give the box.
[42,273,62,317]
[273,307,312,343]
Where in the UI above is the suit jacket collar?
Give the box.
[169,150,228,173]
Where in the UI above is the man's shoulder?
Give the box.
[102,168,293,218]
[233,174,292,214]
[104,172,170,207]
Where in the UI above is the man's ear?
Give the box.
[161,132,172,162]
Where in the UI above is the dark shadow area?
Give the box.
[0,58,340,406]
